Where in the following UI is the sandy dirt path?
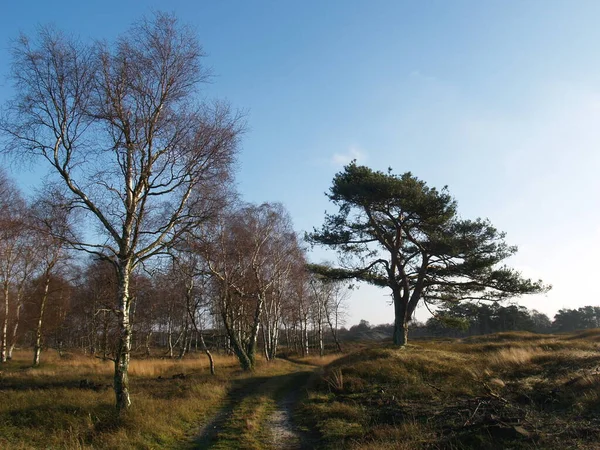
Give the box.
[264,371,314,449]
[191,366,316,449]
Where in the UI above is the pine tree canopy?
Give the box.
[308,162,550,335]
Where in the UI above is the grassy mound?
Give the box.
[297,332,600,449]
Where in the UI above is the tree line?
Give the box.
[0,172,350,370]
[423,303,600,336]
[341,304,600,341]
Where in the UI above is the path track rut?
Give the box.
[192,365,316,449]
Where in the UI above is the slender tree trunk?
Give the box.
[271,328,279,360]
[167,318,174,358]
[292,323,299,354]
[114,262,132,412]
[144,331,152,357]
[317,316,324,357]
[102,311,109,360]
[324,299,343,353]
[243,295,264,370]
[221,310,253,370]
[262,324,270,361]
[221,303,261,371]
[198,331,215,375]
[33,273,51,366]
[2,282,9,363]
[8,302,22,360]
[183,278,215,374]
[178,321,189,359]
[326,314,343,353]
[302,318,309,356]
[90,300,97,356]
[283,322,290,351]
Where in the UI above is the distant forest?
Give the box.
[343,304,600,341]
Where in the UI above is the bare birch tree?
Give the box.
[167,249,216,374]
[0,172,34,362]
[200,203,301,370]
[1,13,241,410]
[309,274,348,353]
[29,200,72,366]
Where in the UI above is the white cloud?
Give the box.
[330,146,368,167]
[408,69,437,82]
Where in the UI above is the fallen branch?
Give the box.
[463,400,483,426]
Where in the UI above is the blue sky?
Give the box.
[1,1,598,326]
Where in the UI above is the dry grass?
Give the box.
[301,353,347,367]
[487,346,543,368]
[4,332,600,449]
[324,368,344,392]
[281,352,347,368]
[297,330,600,449]
[567,329,600,341]
[129,353,238,377]
[0,349,239,449]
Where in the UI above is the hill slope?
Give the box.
[297,331,600,449]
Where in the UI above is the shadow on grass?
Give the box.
[3,401,120,437]
[0,377,110,391]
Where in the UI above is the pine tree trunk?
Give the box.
[393,320,409,346]
[393,293,409,346]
